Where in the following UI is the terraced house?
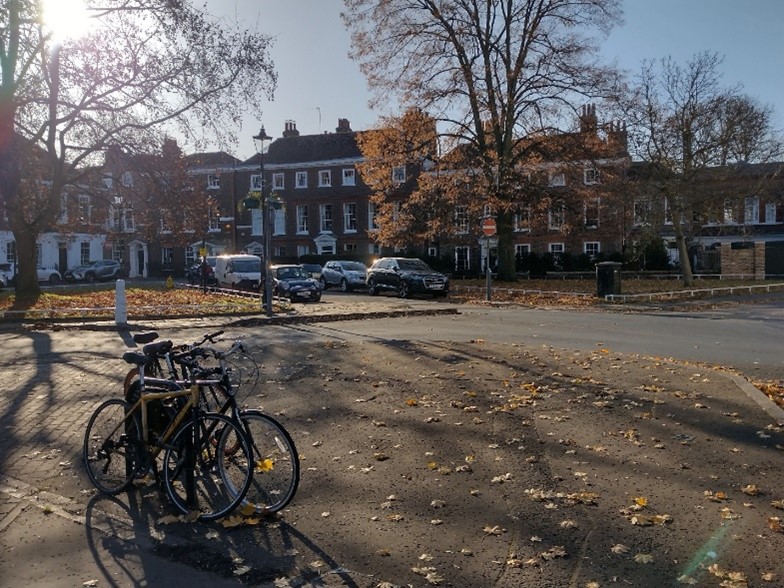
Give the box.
[2,113,782,280]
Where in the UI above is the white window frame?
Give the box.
[296,205,308,234]
[121,171,133,187]
[584,241,601,257]
[207,174,220,190]
[273,207,285,235]
[549,243,565,254]
[272,173,284,190]
[318,170,332,187]
[515,243,530,257]
[583,167,600,185]
[343,202,357,233]
[584,197,600,229]
[765,202,777,224]
[392,166,406,184]
[723,200,736,225]
[297,244,310,256]
[342,168,356,186]
[634,199,651,226]
[455,205,469,234]
[514,205,531,232]
[78,195,92,223]
[744,196,759,225]
[368,202,379,231]
[161,247,173,265]
[250,174,262,191]
[454,246,470,271]
[123,207,135,232]
[548,204,565,230]
[319,203,333,232]
[344,243,357,253]
[295,171,308,188]
[548,172,566,187]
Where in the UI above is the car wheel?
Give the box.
[48,274,61,285]
[86,273,96,283]
[319,276,326,290]
[339,279,348,293]
[398,281,411,299]
[367,279,379,296]
[313,293,322,303]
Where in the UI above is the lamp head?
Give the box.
[253,126,273,151]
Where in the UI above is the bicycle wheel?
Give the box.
[236,410,300,514]
[83,398,140,495]
[162,412,253,521]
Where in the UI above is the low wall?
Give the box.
[719,242,766,280]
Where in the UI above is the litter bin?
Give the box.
[596,261,622,298]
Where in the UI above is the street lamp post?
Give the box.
[253,126,273,317]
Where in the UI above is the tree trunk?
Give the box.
[11,217,42,303]
[672,215,694,287]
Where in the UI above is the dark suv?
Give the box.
[366,257,449,298]
[64,260,126,282]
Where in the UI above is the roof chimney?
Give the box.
[578,104,598,134]
[336,118,352,133]
[282,120,299,138]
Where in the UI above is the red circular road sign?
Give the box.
[481,217,497,236]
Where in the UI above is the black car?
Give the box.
[186,256,218,286]
[366,257,449,298]
[270,264,321,302]
[64,260,126,282]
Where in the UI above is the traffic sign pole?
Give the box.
[481,218,496,301]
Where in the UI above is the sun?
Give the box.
[41,0,94,42]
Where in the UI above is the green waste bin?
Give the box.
[596,262,621,298]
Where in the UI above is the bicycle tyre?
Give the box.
[83,398,140,495]
[162,412,253,521]
[236,410,300,514]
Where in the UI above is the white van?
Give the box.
[214,254,262,290]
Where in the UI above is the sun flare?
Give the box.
[41,0,93,42]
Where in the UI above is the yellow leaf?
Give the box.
[742,484,760,496]
[634,496,648,507]
[255,458,274,473]
[239,503,257,517]
[221,515,244,528]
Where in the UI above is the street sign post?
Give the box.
[481,217,496,301]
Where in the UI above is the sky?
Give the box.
[205,0,784,160]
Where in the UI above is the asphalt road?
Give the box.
[240,295,784,382]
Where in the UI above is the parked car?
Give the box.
[64,260,126,282]
[0,262,12,288]
[37,265,62,285]
[186,256,218,286]
[366,257,449,298]
[214,254,262,290]
[301,263,324,286]
[270,264,321,302]
[321,260,368,292]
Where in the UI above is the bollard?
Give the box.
[115,279,128,327]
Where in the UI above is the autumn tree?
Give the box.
[102,139,214,255]
[342,0,623,279]
[0,0,275,301]
[624,51,783,285]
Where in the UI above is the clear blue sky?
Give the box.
[205,0,784,159]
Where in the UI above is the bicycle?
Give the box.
[121,330,299,515]
[83,348,254,521]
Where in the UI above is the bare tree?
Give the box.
[342,0,623,279]
[624,51,783,285]
[0,0,276,300]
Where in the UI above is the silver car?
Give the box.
[321,260,368,292]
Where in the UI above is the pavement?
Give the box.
[2,295,784,587]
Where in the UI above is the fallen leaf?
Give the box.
[634,553,654,564]
[611,544,630,554]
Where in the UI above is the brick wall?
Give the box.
[719,242,766,279]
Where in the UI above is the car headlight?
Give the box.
[279,282,290,290]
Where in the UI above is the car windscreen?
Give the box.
[397,259,431,271]
[233,259,261,273]
[278,267,309,279]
